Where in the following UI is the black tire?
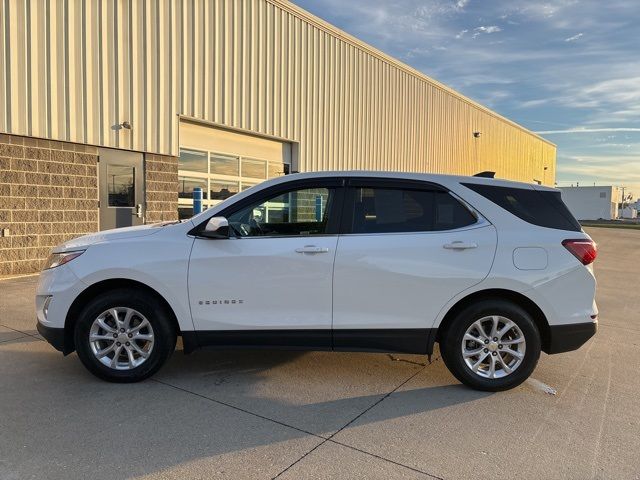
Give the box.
[74,289,177,383]
[440,299,541,392]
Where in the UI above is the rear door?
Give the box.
[332,178,497,352]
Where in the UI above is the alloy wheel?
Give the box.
[461,315,526,379]
[89,307,155,370]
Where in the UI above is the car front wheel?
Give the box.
[440,299,541,391]
[74,289,177,382]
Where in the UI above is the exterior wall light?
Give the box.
[112,121,132,130]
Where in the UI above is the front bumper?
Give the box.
[36,322,67,353]
[546,321,597,354]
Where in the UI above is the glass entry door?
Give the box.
[98,148,144,230]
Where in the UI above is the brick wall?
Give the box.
[0,134,99,275]
[293,188,329,222]
[145,154,179,223]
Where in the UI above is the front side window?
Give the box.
[228,187,334,237]
[349,187,476,234]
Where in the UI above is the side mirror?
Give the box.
[201,216,230,239]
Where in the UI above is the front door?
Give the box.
[188,179,343,349]
[332,179,498,352]
[98,148,144,230]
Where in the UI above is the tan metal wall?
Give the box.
[0,0,555,185]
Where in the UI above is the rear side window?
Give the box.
[349,187,477,234]
[462,183,581,232]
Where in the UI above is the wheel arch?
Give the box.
[63,278,182,355]
[434,289,551,354]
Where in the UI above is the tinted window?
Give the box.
[462,183,581,232]
[228,187,334,237]
[349,187,476,234]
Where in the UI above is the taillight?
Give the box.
[562,239,597,265]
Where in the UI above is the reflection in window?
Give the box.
[210,154,240,176]
[178,149,208,173]
[228,188,332,237]
[350,188,475,233]
[178,207,193,220]
[268,162,288,178]
[242,159,266,179]
[210,181,239,200]
[177,146,291,219]
[107,164,135,207]
[178,177,208,199]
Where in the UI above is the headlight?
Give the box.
[43,250,85,270]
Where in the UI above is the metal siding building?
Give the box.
[0,0,555,275]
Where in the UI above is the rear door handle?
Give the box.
[443,241,478,250]
[295,245,329,254]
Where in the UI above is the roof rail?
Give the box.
[474,171,496,178]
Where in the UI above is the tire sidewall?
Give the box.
[442,299,541,391]
[74,289,176,382]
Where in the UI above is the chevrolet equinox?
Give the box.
[36,171,598,391]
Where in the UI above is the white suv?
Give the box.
[36,171,598,391]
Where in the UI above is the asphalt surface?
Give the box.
[0,227,638,480]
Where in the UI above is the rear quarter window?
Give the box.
[462,183,581,232]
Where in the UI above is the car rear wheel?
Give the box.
[74,289,176,382]
[440,299,541,391]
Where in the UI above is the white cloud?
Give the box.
[557,161,640,183]
[536,128,640,134]
[564,32,583,42]
[592,143,633,148]
[455,29,468,38]
[518,99,549,108]
[472,25,502,38]
[455,0,470,10]
[541,76,640,125]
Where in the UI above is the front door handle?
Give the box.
[443,241,478,250]
[295,245,329,254]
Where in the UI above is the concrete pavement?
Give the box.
[0,227,638,479]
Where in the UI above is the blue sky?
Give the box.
[294,0,640,198]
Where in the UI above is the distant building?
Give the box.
[558,186,621,220]
[620,207,637,219]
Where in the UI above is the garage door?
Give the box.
[178,121,293,219]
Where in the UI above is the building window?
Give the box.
[210,180,239,200]
[106,164,135,207]
[210,154,240,176]
[177,147,289,217]
[178,149,208,173]
[178,176,208,199]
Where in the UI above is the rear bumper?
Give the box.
[546,321,597,354]
[36,322,66,353]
